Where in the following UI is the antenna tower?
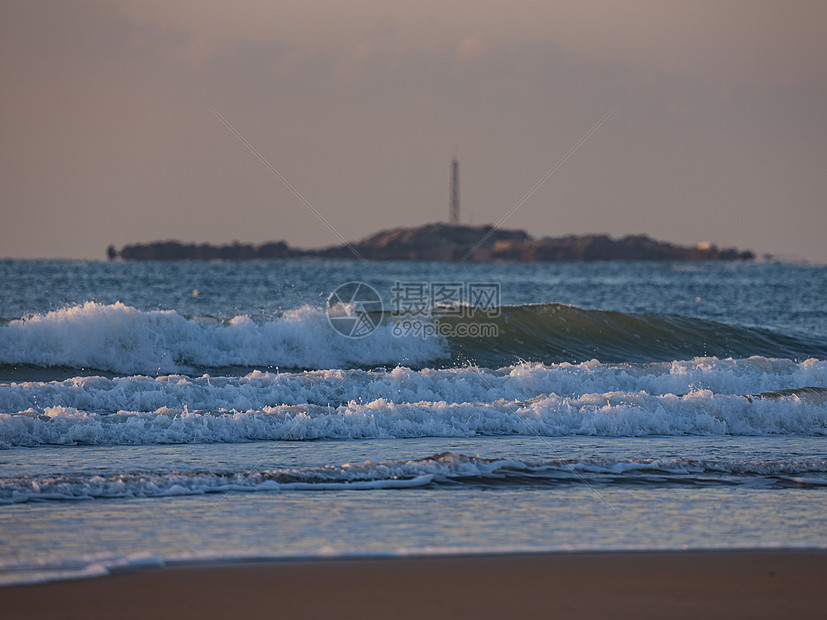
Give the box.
[450,158,459,225]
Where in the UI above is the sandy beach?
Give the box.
[2,550,826,619]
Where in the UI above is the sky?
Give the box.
[2,0,826,261]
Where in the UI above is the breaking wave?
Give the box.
[1,384,825,448]
[1,302,825,375]
[0,302,445,375]
[2,357,826,412]
[2,452,825,504]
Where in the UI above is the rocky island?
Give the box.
[110,223,755,262]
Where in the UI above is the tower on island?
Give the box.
[450,158,459,225]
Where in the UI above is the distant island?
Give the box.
[109,223,755,262]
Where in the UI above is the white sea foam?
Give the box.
[0,467,436,505]
[1,384,825,448]
[2,358,825,415]
[2,452,824,505]
[2,307,825,446]
[0,302,446,373]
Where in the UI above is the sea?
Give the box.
[1,258,826,585]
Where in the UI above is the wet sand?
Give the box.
[2,550,826,619]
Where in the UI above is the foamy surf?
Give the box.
[2,358,825,414]
[0,302,446,374]
[2,302,826,376]
[2,452,825,505]
[1,384,825,447]
[2,358,826,447]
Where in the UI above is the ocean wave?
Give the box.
[1,302,825,376]
[0,302,446,374]
[1,385,825,448]
[2,358,826,414]
[442,303,827,365]
[2,452,825,505]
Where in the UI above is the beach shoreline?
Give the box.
[2,549,826,619]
